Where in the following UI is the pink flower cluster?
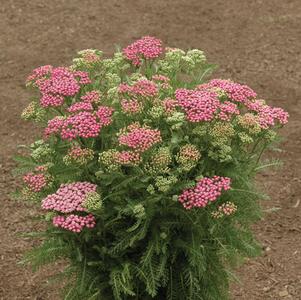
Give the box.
[199,79,257,103]
[23,172,47,192]
[176,89,220,122]
[121,99,143,114]
[96,106,114,126]
[40,94,64,107]
[44,116,65,138]
[42,182,97,213]
[119,80,158,98]
[162,98,178,114]
[218,101,240,121]
[246,99,289,128]
[152,75,170,83]
[60,112,101,140]
[118,123,162,152]
[45,106,113,140]
[27,66,91,108]
[67,102,93,113]
[53,214,96,233]
[65,146,94,162]
[81,90,101,103]
[178,176,231,209]
[115,151,141,166]
[36,67,80,101]
[123,36,163,66]
[26,65,53,83]
[73,71,92,85]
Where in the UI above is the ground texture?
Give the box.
[0,0,301,299]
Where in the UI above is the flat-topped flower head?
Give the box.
[61,112,101,140]
[23,172,48,192]
[118,123,162,152]
[26,65,53,84]
[176,88,220,122]
[53,214,96,233]
[96,106,114,126]
[115,151,142,166]
[67,102,93,113]
[63,146,94,165]
[81,90,101,103]
[179,176,231,209]
[119,79,158,98]
[198,79,257,103]
[123,36,163,66]
[42,182,97,213]
[176,144,201,171]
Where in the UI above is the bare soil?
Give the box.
[0,0,300,299]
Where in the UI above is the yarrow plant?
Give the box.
[15,36,288,299]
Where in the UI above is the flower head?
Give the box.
[123,36,163,66]
[179,176,231,209]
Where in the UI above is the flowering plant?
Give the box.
[15,36,288,299]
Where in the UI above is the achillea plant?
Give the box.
[15,36,288,299]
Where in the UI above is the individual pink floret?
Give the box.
[178,176,231,209]
[42,182,97,213]
[176,88,220,122]
[53,214,96,233]
[123,36,163,66]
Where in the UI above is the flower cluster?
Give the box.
[146,147,172,174]
[81,90,101,103]
[42,182,97,213]
[72,49,102,69]
[123,36,163,66]
[176,144,201,171]
[67,102,93,113]
[23,172,48,192]
[30,67,90,108]
[211,201,237,219]
[53,214,96,233]
[44,107,113,141]
[21,101,46,122]
[63,146,94,166]
[198,79,257,103]
[118,123,162,152]
[115,151,141,166]
[178,176,231,209]
[119,79,158,98]
[176,88,220,122]
[82,192,102,212]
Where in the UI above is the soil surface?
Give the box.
[0,0,301,299]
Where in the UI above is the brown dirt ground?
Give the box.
[0,0,301,299]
